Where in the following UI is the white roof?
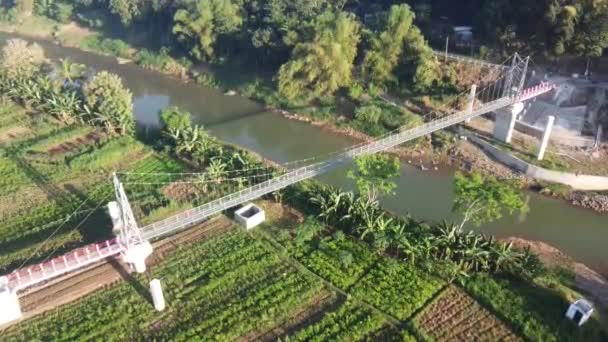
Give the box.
[573,299,594,314]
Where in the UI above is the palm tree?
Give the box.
[491,241,518,273]
[207,158,227,184]
[175,126,202,155]
[397,236,420,265]
[46,91,83,124]
[59,58,86,84]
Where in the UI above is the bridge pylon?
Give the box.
[111,173,152,273]
[0,276,22,325]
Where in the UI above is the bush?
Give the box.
[50,2,73,23]
[0,7,19,23]
[355,104,382,125]
[80,36,131,58]
[160,107,191,132]
[348,82,364,100]
[195,72,218,88]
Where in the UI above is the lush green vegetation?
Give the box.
[413,285,520,341]
[0,38,135,135]
[0,3,605,340]
[2,227,321,340]
[3,218,427,341]
[288,181,543,281]
[465,274,606,341]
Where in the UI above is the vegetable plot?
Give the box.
[414,285,520,341]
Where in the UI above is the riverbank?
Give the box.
[507,237,608,314]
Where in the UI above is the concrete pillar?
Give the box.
[465,84,477,123]
[150,279,165,311]
[107,201,123,233]
[493,102,524,143]
[0,277,21,326]
[121,241,153,273]
[537,115,555,161]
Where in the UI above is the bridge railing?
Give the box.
[6,238,123,292]
[141,95,532,240]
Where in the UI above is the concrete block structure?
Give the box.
[235,204,265,230]
[494,102,524,143]
[150,279,166,312]
[0,277,21,326]
[566,299,594,326]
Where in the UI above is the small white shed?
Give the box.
[453,26,473,43]
[234,203,265,230]
[565,299,594,326]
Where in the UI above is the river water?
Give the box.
[4,34,607,275]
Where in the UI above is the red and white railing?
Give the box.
[516,82,556,102]
[5,238,124,292]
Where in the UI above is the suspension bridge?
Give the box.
[0,54,556,325]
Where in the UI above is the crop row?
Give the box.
[415,285,519,341]
[286,301,389,341]
[290,234,378,289]
[464,274,602,342]
[349,257,444,321]
[0,151,188,272]
[3,229,326,341]
[282,228,443,321]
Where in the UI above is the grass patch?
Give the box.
[464,274,606,342]
[79,34,132,58]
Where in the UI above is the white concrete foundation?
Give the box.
[149,279,165,311]
[122,241,153,273]
[235,204,265,230]
[566,299,594,326]
[494,102,524,143]
[107,201,123,232]
[0,277,21,325]
[537,115,555,160]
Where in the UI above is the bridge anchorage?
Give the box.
[0,174,149,325]
[0,53,557,326]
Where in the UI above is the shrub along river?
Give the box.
[3,33,607,275]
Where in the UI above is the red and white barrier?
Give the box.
[5,238,123,292]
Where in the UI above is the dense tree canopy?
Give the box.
[83,71,134,135]
[277,11,360,100]
[4,0,606,108]
[452,172,527,230]
[0,38,46,79]
[172,0,242,61]
[363,4,416,88]
[348,153,401,202]
[415,0,608,58]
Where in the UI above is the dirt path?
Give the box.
[2,216,235,330]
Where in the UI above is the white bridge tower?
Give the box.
[110,173,152,273]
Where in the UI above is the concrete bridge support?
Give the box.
[0,277,21,326]
[493,102,525,143]
[537,115,555,161]
[122,241,153,273]
[465,84,477,123]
